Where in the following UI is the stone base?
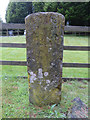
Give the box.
[29,84,61,106]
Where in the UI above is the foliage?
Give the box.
[5,2,32,23]
[5,2,90,25]
[33,2,45,12]
[33,2,90,26]
[0,17,3,23]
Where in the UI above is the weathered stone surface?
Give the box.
[68,97,88,118]
[25,12,65,106]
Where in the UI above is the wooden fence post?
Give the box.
[7,29,8,36]
[17,29,19,36]
[25,12,65,106]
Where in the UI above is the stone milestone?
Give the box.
[25,12,65,106]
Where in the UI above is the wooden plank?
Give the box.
[1,23,90,33]
[0,61,90,68]
[64,26,90,32]
[6,29,8,36]
[17,29,19,36]
[63,46,90,51]
[0,61,27,66]
[62,77,90,82]
[0,43,26,48]
[0,43,90,51]
[2,23,25,30]
[63,63,90,68]
[6,76,90,81]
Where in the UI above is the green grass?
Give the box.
[0,36,26,43]
[2,76,88,118]
[0,35,89,78]
[0,35,89,118]
[64,35,88,46]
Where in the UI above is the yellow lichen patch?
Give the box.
[30,84,61,106]
[28,74,30,89]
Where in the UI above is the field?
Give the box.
[0,35,89,118]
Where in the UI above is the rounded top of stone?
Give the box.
[25,12,65,21]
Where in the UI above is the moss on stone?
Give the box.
[26,12,65,106]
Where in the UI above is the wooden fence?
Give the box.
[0,23,90,81]
[0,23,90,36]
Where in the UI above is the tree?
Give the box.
[33,2,90,26]
[5,2,32,23]
[57,2,90,26]
[0,17,3,23]
[32,2,45,12]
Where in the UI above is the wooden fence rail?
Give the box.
[0,43,89,68]
[1,23,25,30]
[0,43,26,48]
[0,23,90,81]
[0,23,90,36]
[6,76,90,82]
[0,43,90,51]
[0,61,90,68]
[1,23,90,32]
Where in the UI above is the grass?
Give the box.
[0,35,89,78]
[2,76,88,118]
[0,35,89,118]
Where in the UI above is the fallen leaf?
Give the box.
[48,106,50,109]
[12,86,18,89]
[68,83,72,85]
[23,106,25,109]
[17,107,21,109]
[33,113,37,118]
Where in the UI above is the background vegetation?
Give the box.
[0,17,3,23]
[5,2,32,23]
[5,2,90,26]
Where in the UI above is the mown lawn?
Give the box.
[0,35,89,78]
[0,35,89,118]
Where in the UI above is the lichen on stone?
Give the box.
[25,12,65,106]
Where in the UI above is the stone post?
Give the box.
[25,12,65,106]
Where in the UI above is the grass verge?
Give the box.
[0,35,89,118]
